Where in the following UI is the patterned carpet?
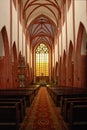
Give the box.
[19,87,68,130]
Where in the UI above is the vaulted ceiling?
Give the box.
[22,0,63,46]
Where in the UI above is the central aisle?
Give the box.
[20,87,68,130]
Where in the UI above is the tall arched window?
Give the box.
[35,43,49,77]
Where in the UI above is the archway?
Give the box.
[76,22,87,87]
[62,50,66,86]
[0,30,5,88]
[58,57,62,86]
[12,42,18,88]
[0,26,10,89]
[68,41,74,87]
[55,62,58,85]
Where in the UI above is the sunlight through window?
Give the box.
[36,43,49,76]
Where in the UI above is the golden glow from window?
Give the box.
[36,43,49,76]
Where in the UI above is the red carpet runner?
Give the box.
[20,87,68,130]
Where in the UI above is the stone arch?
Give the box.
[68,40,74,87]
[1,26,9,57]
[12,42,18,88]
[58,57,62,86]
[62,50,66,86]
[55,61,58,84]
[0,26,10,89]
[75,22,87,87]
[0,31,5,57]
[13,42,17,61]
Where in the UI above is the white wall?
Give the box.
[12,2,17,48]
[67,2,73,49]
[75,0,87,40]
[19,21,22,52]
[27,43,29,63]
[0,0,10,43]
[54,35,58,62]
[23,33,26,57]
[59,33,62,57]
[58,0,87,59]
[62,22,66,53]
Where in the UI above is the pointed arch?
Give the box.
[62,50,66,86]
[55,61,58,76]
[55,61,58,84]
[0,26,10,89]
[68,40,74,87]
[33,43,50,83]
[13,42,17,61]
[69,40,74,61]
[12,42,18,88]
[76,22,87,87]
[1,26,9,57]
[58,56,62,86]
[63,50,66,65]
[0,31,5,57]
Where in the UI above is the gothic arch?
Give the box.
[33,43,52,83]
[63,50,66,65]
[55,62,58,84]
[76,22,85,54]
[55,62,58,76]
[12,42,18,88]
[0,26,10,88]
[13,42,17,61]
[58,57,62,86]
[1,26,9,57]
[76,22,87,87]
[0,31,5,57]
[62,50,66,86]
[68,40,74,87]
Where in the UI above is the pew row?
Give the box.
[62,99,87,121]
[0,102,20,130]
[46,86,87,130]
[46,86,87,106]
[0,98,25,122]
[0,85,40,107]
[68,102,87,130]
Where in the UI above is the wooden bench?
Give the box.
[60,95,87,116]
[68,103,87,130]
[0,98,25,122]
[47,86,87,106]
[0,90,35,107]
[17,85,40,96]
[62,98,87,121]
[0,102,20,130]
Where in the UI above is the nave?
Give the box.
[0,1,87,130]
[19,87,68,130]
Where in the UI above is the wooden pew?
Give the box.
[68,102,87,130]
[60,95,87,116]
[63,98,87,121]
[1,85,40,96]
[0,102,20,130]
[0,98,25,122]
[0,90,35,107]
[47,86,87,106]
[17,85,40,96]
[0,85,40,107]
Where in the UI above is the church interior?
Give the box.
[0,0,87,130]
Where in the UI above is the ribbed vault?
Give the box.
[22,0,63,46]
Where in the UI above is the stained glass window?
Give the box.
[36,43,49,76]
